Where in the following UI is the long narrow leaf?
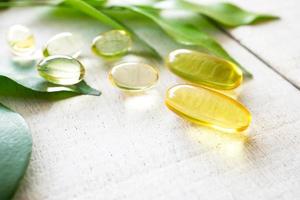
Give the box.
[64,0,123,29]
[178,1,279,27]
[0,57,100,95]
[124,6,252,77]
[0,0,106,8]
[64,0,161,58]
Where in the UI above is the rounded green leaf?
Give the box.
[0,104,32,200]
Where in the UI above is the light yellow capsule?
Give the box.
[92,30,131,57]
[7,24,35,56]
[166,49,243,90]
[43,32,82,58]
[37,55,85,85]
[109,62,159,91]
[165,84,251,132]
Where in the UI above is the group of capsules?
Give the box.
[7,25,251,133]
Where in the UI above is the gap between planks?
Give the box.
[219,27,300,91]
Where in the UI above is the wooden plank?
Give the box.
[0,6,299,200]
[221,0,300,89]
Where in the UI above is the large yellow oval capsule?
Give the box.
[43,32,82,58]
[165,84,251,132]
[92,30,132,57]
[166,49,243,90]
[109,62,159,91]
[37,55,85,85]
[7,24,35,56]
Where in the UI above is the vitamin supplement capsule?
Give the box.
[37,55,85,85]
[165,84,251,132]
[166,49,243,90]
[109,62,159,91]
[7,24,35,56]
[43,32,82,58]
[92,30,131,57]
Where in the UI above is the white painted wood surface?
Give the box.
[0,2,299,200]
[225,0,300,89]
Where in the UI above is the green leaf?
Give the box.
[64,0,161,58]
[178,1,279,27]
[123,5,252,77]
[0,103,32,200]
[0,0,60,7]
[64,0,123,29]
[0,0,10,9]
[0,59,100,96]
[0,0,106,8]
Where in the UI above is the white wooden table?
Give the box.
[0,0,300,199]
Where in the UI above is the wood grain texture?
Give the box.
[222,0,300,89]
[0,4,299,200]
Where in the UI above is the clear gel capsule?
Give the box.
[7,24,35,56]
[37,55,85,85]
[43,32,82,58]
[165,84,251,132]
[92,30,132,57]
[166,49,243,90]
[109,62,159,91]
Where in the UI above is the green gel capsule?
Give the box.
[37,55,85,85]
[43,32,82,58]
[166,49,243,90]
[109,62,159,91]
[7,24,35,56]
[92,30,132,57]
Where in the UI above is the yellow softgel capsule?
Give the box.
[166,49,243,90]
[7,24,35,56]
[43,32,83,58]
[165,84,251,132]
[92,30,132,57]
[109,62,159,91]
[37,55,85,85]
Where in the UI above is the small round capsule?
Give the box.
[7,24,35,56]
[92,30,132,57]
[37,55,85,85]
[43,32,83,58]
[109,62,159,91]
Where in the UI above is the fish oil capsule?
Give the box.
[7,24,35,56]
[166,49,243,90]
[92,30,131,57]
[109,62,159,91]
[43,32,82,58]
[37,55,85,85]
[165,84,251,132]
